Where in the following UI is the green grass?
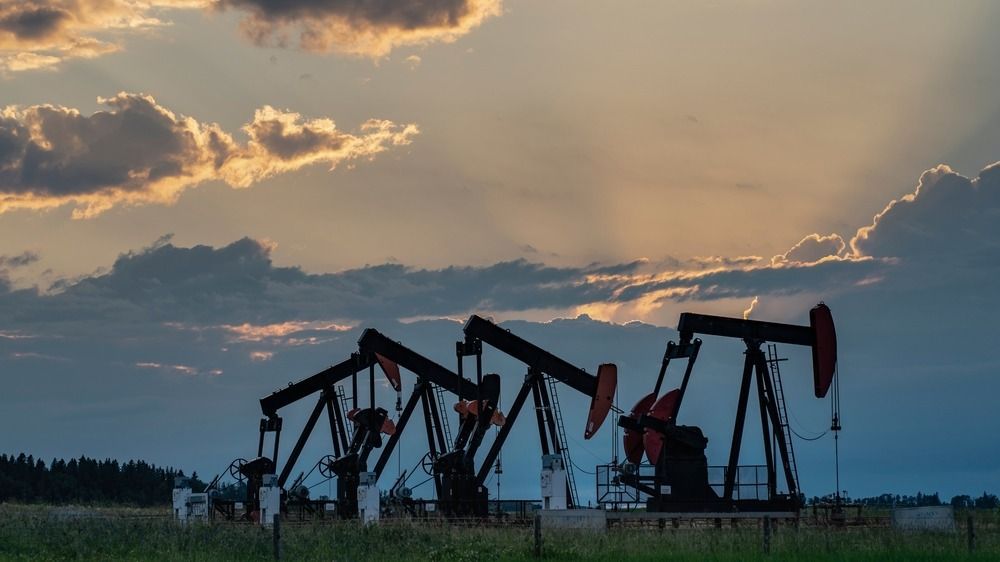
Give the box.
[0,505,997,561]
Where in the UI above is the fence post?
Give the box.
[968,514,976,554]
[534,513,542,558]
[273,514,281,560]
[762,516,771,555]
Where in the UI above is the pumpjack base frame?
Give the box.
[209,499,243,521]
[284,499,339,521]
[644,497,800,513]
[611,463,802,515]
[606,511,800,526]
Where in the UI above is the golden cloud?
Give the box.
[219,320,354,343]
[135,361,199,375]
[771,233,848,266]
[0,93,418,217]
[0,1,502,71]
[0,1,199,72]
[248,350,274,361]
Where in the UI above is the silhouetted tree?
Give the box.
[951,494,974,509]
[0,452,204,506]
[975,492,999,509]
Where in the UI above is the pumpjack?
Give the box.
[617,303,837,512]
[459,315,617,509]
[357,329,503,517]
[231,352,399,521]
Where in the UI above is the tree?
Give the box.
[974,492,999,509]
[0,452,189,506]
[951,494,974,509]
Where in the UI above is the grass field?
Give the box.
[1,505,997,561]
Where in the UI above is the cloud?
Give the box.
[248,350,273,361]
[0,330,38,340]
[851,163,1000,264]
[217,0,502,57]
[0,93,417,217]
[689,255,764,269]
[224,106,418,188]
[8,350,66,361]
[1,1,501,72]
[6,161,999,333]
[135,361,199,375]
[771,233,847,266]
[0,251,42,291]
[0,251,40,269]
[166,319,354,348]
[0,1,197,73]
[217,320,353,342]
[0,234,881,337]
[0,237,644,327]
[572,155,1000,310]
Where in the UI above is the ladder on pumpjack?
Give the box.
[433,385,454,447]
[336,385,351,417]
[545,374,579,508]
[767,344,799,492]
[331,384,351,452]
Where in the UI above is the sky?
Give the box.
[1,1,999,504]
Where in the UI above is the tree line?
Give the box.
[2,452,998,508]
[0,453,205,506]
[807,491,999,509]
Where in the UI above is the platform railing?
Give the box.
[596,463,775,508]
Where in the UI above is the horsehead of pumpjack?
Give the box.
[355,327,505,518]
[461,314,619,441]
[457,314,619,510]
[218,351,401,523]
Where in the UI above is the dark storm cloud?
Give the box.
[0,4,68,40]
[216,0,502,56]
[220,0,478,26]
[851,163,1000,265]
[0,238,634,327]
[0,235,880,335]
[0,94,416,217]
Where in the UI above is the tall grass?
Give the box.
[0,505,996,561]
